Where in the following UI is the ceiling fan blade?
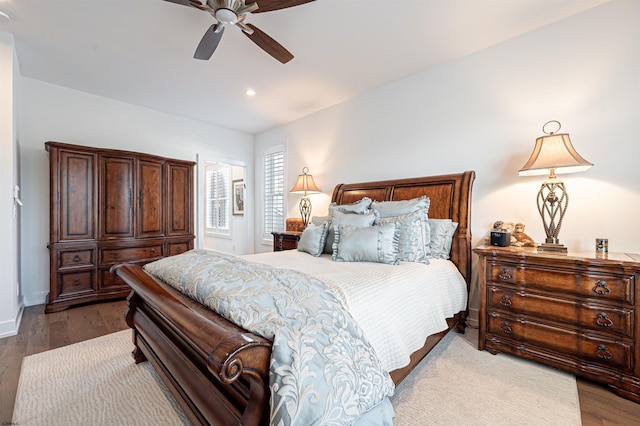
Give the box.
[243,24,293,64]
[162,0,206,10]
[252,0,315,14]
[162,0,192,6]
[194,24,225,60]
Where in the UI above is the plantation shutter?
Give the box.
[205,163,230,232]
[264,150,284,236]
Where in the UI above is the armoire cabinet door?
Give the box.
[167,162,193,236]
[100,156,135,239]
[58,150,96,241]
[138,159,165,238]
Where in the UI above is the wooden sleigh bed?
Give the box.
[112,170,475,426]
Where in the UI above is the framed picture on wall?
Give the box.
[232,179,244,215]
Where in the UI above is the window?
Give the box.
[205,162,231,234]
[263,148,284,239]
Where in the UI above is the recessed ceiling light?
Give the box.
[0,11,11,22]
[245,88,256,97]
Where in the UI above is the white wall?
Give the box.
[0,32,22,337]
[19,78,254,305]
[255,0,640,321]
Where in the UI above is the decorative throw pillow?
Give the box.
[297,221,329,257]
[428,219,459,259]
[323,210,378,254]
[376,209,430,264]
[332,223,399,265]
[328,197,372,216]
[370,196,430,218]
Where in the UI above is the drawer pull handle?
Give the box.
[150,248,157,254]
[73,278,80,286]
[112,253,120,259]
[596,344,613,360]
[593,280,610,295]
[498,268,512,281]
[176,246,183,253]
[500,294,512,307]
[500,321,512,334]
[73,255,81,263]
[596,312,614,327]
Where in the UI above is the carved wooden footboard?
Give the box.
[115,263,272,425]
[112,170,475,426]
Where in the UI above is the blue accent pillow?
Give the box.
[297,221,329,257]
[332,223,399,265]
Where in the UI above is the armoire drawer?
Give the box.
[489,263,633,304]
[59,249,94,268]
[168,242,189,256]
[100,245,164,263]
[487,286,634,338]
[60,271,94,295]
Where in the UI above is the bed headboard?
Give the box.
[331,171,475,286]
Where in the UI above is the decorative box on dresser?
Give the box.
[474,245,640,403]
[46,141,195,313]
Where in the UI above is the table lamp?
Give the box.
[290,167,321,228]
[519,120,593,252]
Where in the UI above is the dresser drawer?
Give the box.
[489,263,633,304]
[488,286,634,338]
[487,314,633,372]
[101,245,163,263]
[59,249,94,268]
[60,271,94,295]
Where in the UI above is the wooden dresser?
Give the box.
[46,142,195,313]
[475,245,640,403]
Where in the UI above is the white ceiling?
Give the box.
[0,0,611,134]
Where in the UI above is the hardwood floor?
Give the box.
[1,300,639,425]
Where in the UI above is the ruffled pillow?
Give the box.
[328,197,372,216]
[322,210,378,254]
[376,209,430,264]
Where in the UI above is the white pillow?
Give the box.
[297,221,329,257]
[332,223,399,265]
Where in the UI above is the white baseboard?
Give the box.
[0,303,24,338]
[24,291,49,307]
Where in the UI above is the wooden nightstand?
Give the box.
[474,245,640,403]
[271,232,302,252]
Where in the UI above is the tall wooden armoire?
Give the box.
[46,141,195,313]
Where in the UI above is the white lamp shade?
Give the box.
[519,133,593,177]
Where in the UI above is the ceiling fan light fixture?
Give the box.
[215,8,238,24]
[245,88,256,96]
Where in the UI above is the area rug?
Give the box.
[14,329,581,425]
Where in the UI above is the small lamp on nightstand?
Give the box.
[519,120,593,252]
[290,167,321,228]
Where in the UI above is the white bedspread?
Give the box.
[244,251,468,373]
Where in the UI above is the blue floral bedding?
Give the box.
[143,249,395,425]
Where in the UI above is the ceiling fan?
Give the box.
[163,0,315,64]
